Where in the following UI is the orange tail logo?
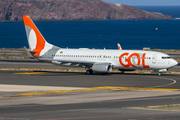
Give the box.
[23,15,46,56]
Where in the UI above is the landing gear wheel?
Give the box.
[86,70,93,75]
[158,72,162,76]
[90,70,93,74]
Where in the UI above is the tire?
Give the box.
[158,73,162,76]
[86,70,90,75]
[121,71,125,74]
[86,70,93,75]
[90,70,93,74]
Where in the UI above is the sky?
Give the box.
[103,0,180,6]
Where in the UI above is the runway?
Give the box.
[0,71,179,88]
[0,70,180,120]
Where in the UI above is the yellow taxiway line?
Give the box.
[13,72,48,74]
[95,86,180,92]
[13,86,180,97]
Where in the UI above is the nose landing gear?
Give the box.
[158,69,167,76]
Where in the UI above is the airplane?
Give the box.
[23,15,178,76]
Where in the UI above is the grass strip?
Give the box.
[133,104,180,111]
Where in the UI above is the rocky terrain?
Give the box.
[0,0,173,21]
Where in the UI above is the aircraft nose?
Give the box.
[172,59,178,66]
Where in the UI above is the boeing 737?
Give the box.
[23,15,178,75]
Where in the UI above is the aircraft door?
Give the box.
[152,54,157,64]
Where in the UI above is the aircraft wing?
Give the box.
[38,58,94,67]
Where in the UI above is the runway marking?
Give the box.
[2,86,179,98]
[13,72,48,74]
[15,88,109,96]
[145,76,177,88]
[95,86,180,91]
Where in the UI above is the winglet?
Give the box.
[117,43,122,50]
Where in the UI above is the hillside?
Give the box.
[0,0,173,21]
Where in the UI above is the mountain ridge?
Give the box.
[0,0,173,22]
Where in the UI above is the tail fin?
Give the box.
[117,43,122,50]
[23,15,53,57]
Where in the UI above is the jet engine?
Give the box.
[92,63,114,73]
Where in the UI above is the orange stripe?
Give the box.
[23,15,46,56]
[117,43,120,50]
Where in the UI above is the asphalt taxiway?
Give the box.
[0,70,180,119]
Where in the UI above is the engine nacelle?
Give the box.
[92,63,113,73]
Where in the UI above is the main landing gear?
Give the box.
[86,69,93,75]
[120,71,125,74]
[158,72,162,76]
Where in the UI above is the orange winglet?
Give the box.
[117,43,121,50]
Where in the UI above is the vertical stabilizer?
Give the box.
[23,15,53,57]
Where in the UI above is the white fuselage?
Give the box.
[50,49,178,70]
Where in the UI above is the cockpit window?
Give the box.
[162,57,171,59]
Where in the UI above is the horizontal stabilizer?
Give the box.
[24,46,36,59]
